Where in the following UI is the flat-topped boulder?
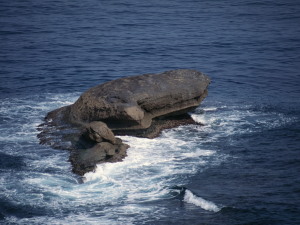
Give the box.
[38,69,210,176]
[53,69,210,131]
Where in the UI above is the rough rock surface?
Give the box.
[38,69,210,176]
[84,121,116,144]
[70,138,129,176]
[47,69,210,131]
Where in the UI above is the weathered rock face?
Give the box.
[83,121,116,144]
[59,69,210,131]
[74,122,130,175]
[38,69,210,177]
[70,137,129,176]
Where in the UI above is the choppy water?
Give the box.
[1,0,300,224]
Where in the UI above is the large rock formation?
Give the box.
[38,69,210,176]
[47,69,210,131]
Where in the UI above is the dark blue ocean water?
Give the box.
[1,0,300,224]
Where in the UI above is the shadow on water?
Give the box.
[0,200,47,220]
[0,153,26,170]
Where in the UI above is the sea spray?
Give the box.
[183,189,220,212]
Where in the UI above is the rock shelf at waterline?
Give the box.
[37,69,211,176]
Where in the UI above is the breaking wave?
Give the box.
[184,189,220,212]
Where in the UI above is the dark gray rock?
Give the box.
[48,69,210,131]
[38,69,210,176]
[70,138,129,176]
[84,121,116,144]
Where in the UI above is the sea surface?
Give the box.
[1,0,300,224]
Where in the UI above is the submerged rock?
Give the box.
[38,69,210,176]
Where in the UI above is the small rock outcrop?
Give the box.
[84,121,116,144]
[70,122,129,175]
[38,69,210,176]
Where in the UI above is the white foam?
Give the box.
[191,104,296,139]
[182,149,215,158]
[191,113,209,125]
[5,214,123,225]
[81,134,220,206]
[203,107,218,112]
[184,189,220,212]
[4,94,296,223]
